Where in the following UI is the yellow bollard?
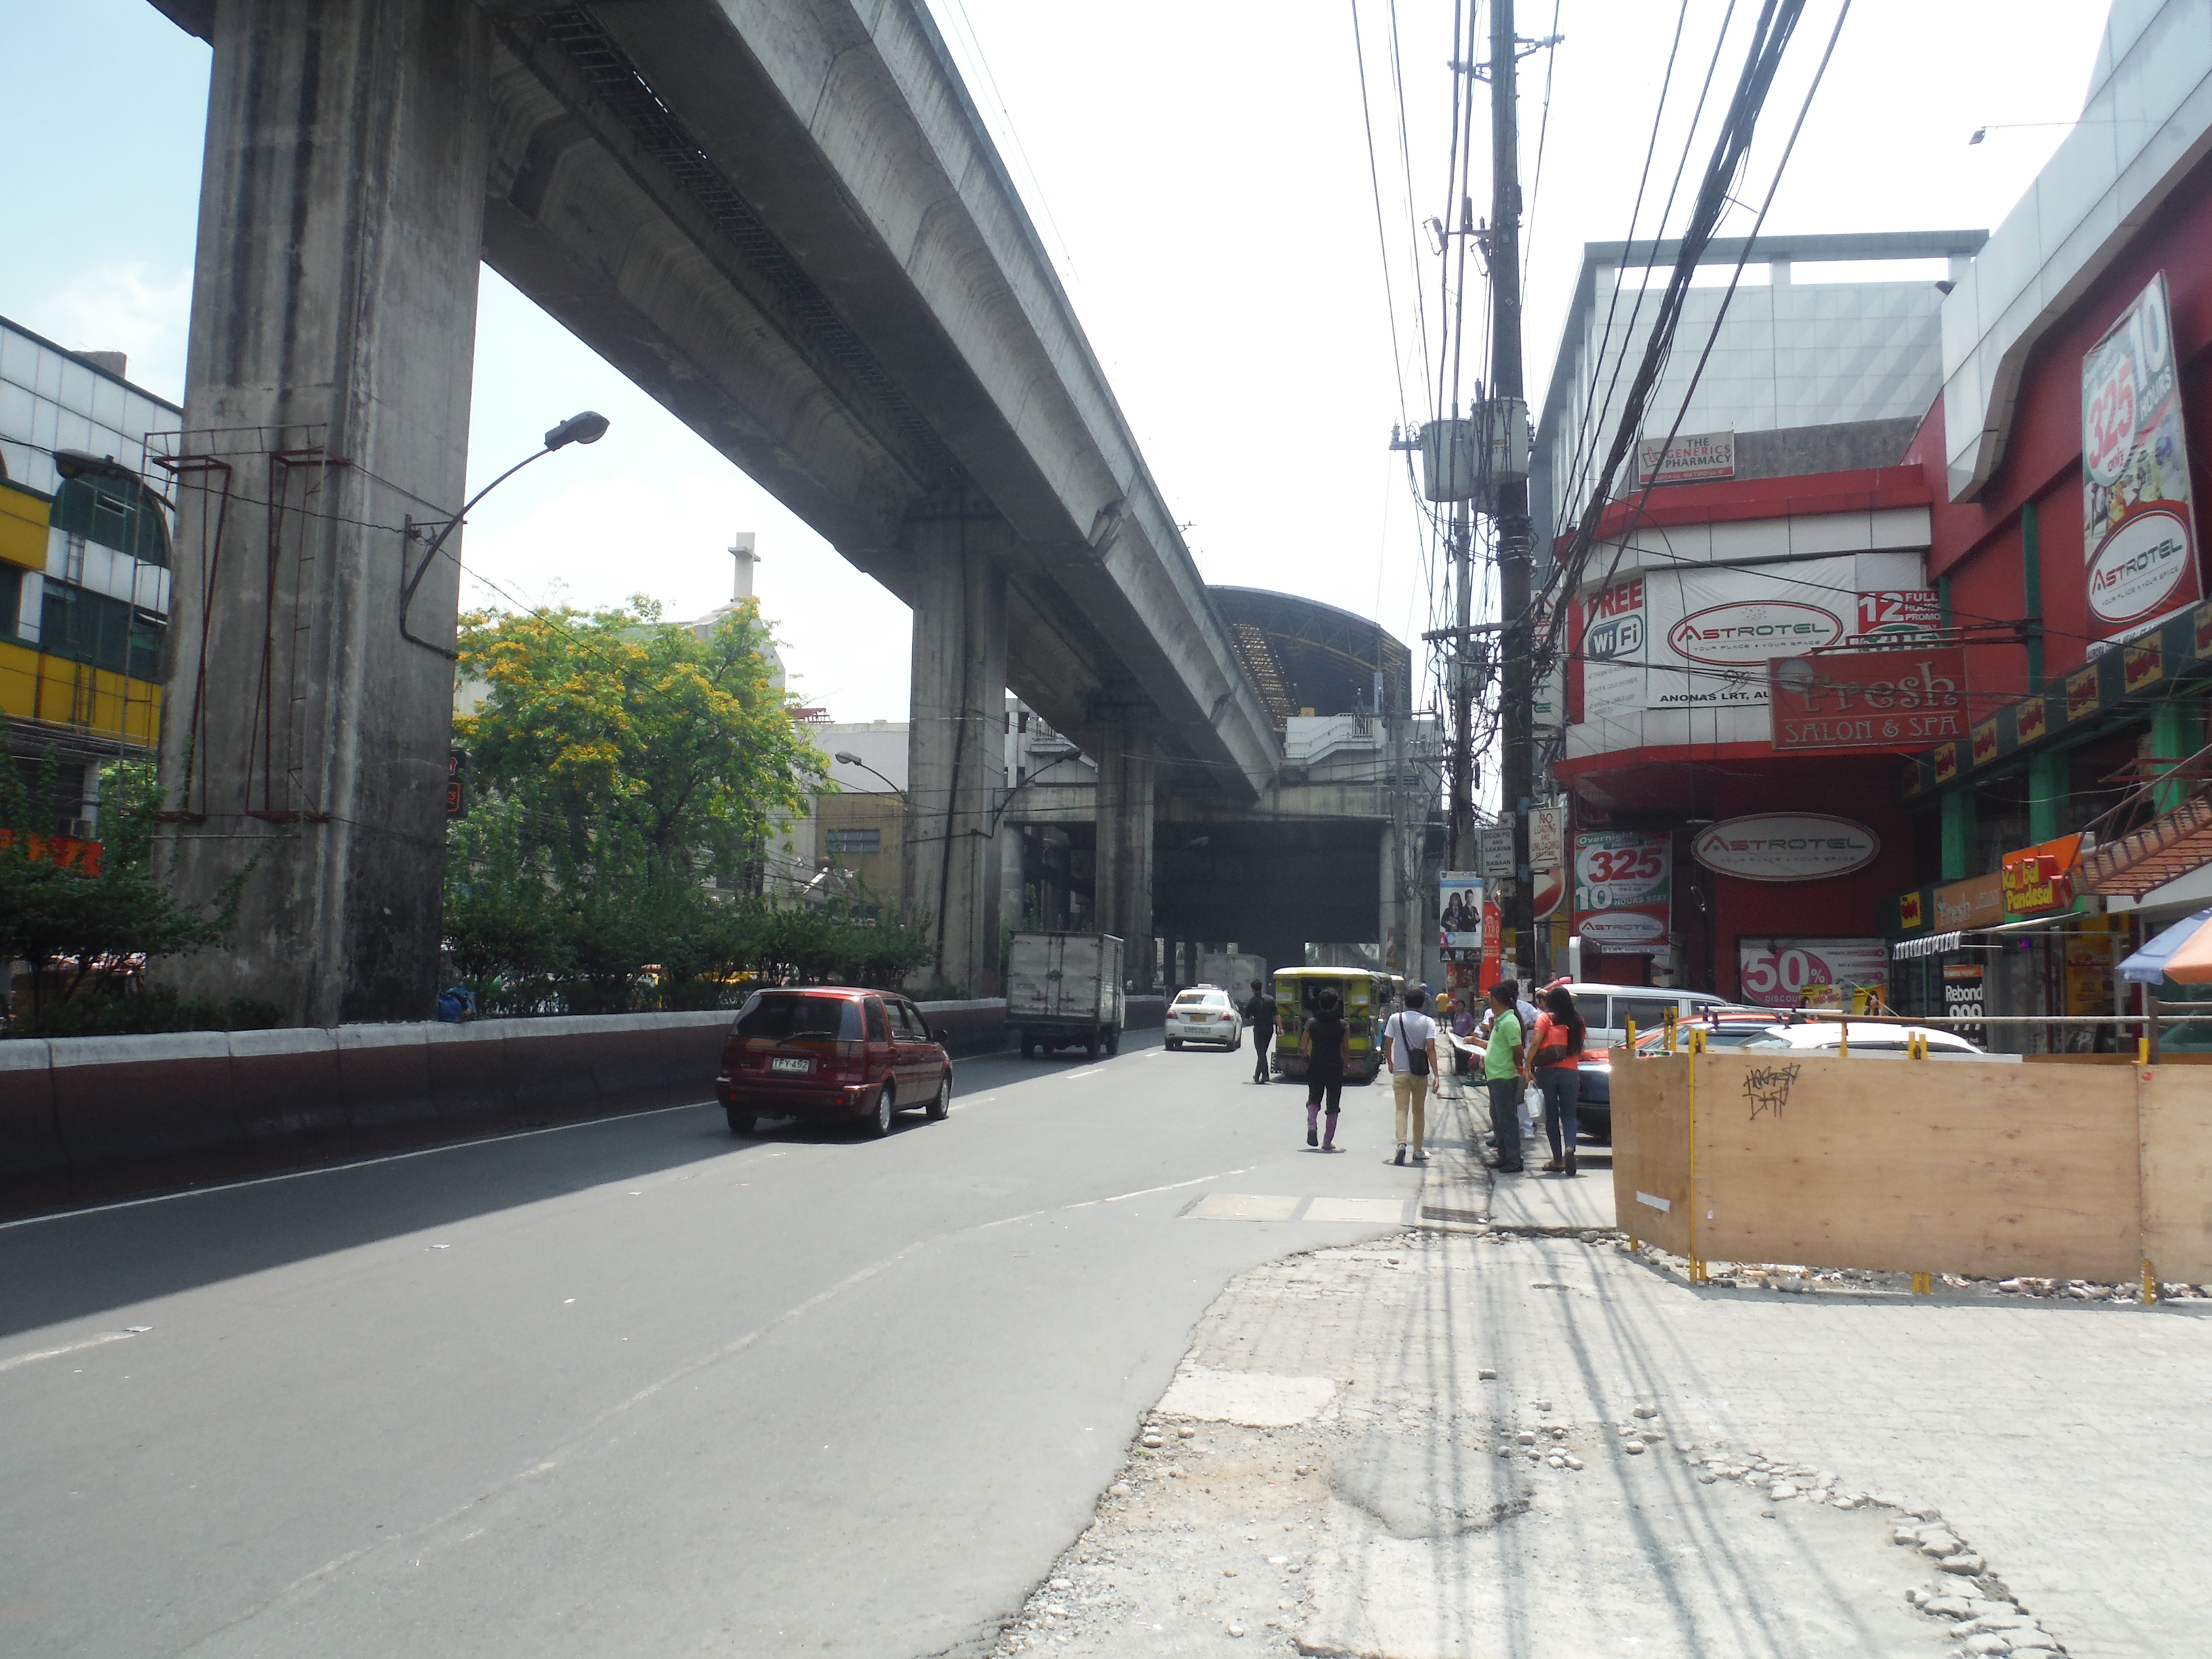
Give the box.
[1626,1018,1637,1050]
[2144,1259,2158,1305]
[1839,1023,1849,1059]
[1911,1271,1933,1295]
[2139,1036,2152,1067]
[1629,1236,1640,1252]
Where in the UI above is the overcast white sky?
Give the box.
[0,0,2110,723]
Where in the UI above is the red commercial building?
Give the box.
[1540,1,2212,1046]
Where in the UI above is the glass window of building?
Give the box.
[49,474,171,567]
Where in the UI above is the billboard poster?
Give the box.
[1767,647,1969,754]
[1439,871,1484,956]
[1856,589,1942,644]
[2083,272,2201,638]
[1736,937,1889,1009]
[1572,830,1671,950]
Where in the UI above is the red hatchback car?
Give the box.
[716,987,954,1139]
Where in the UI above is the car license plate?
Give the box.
[770,1057,811,1075]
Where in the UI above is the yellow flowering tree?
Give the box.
[446,597,833,1009]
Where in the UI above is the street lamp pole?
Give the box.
[399,411,611,659]
[832,752,906,799]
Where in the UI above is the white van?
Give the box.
[1557,982,1732,1052]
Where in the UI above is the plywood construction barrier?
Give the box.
[1611,1050,2212,1286]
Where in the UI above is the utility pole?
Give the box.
[1489,0,1536,985]
[1448,498,1473,872]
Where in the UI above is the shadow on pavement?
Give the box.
[0,1038,1167,1343]
[0,1102,758,1341]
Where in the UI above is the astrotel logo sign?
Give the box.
[1667,601,1843,665]
[2087,506,2193,625]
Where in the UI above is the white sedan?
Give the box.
[1736,1023,2007,1059]
[1166,987,1245,1051]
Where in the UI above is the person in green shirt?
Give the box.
[1483,983,1526,1173]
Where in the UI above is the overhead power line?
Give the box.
[1535,0,1830,672]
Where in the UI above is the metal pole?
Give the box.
[1490,0,1536,979]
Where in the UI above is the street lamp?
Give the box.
[399,411,610,658]
[833,751,906,798]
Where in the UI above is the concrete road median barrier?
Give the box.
[0,999,1030,1216]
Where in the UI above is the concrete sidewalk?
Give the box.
[990,1095,2212,1659]
[1419,1083,1616,1233]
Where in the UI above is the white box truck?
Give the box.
[1008,931,1125,1060]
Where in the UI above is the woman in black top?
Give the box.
[1301,989,1351,1150]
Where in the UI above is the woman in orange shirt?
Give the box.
[1525,985,1586,1176]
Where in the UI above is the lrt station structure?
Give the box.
[142,0,1436,1021]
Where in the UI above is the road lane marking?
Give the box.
[1103,1168,1253,1204]
[0,1326,150,1375]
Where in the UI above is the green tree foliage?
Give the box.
[445,599,933,1012]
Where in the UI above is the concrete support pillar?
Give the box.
[157,1,490,1025]
[1093,708,1156,991]
[901,516,1008,997]
[1378,815,1406,979]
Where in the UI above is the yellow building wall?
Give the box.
[0,481,48,571]
[815,792,905,904]
[0,640,161,748]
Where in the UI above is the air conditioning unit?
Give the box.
[67,819,96,840]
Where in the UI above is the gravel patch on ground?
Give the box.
[985,1235,2089,1659]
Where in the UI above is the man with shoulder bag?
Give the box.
[1381,988,1439,1167]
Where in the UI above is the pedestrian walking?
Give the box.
[1483,982,1526,1172]
[1300,987,1349,1150]
[1526,984,1586,1176]
[1245,979,1277,1083]
[1382,987,1439,1166]
[1431,993,1458,1098]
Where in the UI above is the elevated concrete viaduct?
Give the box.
[146,0,1277,1017]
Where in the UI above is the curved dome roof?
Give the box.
[1208,587,1411,730]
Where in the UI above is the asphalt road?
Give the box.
[0,1031,1423,1659]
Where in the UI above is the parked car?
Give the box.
[1735,1022,1996,1057]
[1167,985,1244,1051]
[1561,982,1734,1052]
[1570,998,1770,1144]
[1577,1012,2004,1143]
[715,986,953,1139]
